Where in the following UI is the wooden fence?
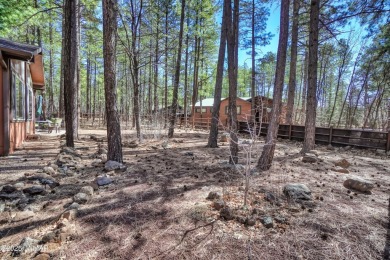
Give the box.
[190,119,390,152]
[238,122,390,152]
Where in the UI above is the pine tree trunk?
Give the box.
[207,0,227,148]
[154,16,159,118]
[183,19,189,127]
[63,0,80,147]
[257,0,290,170]
[301,0,320,153]
[286,0,300,125]
[86,54,91,120]
[164,4,169,128]
[168,0,185,138]
[59,6,65,118]
[226,0,240,164]
[250,0,255,122]
[103,0,123,162]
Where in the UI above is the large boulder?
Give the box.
[343,177,374,193]
[283,183,312,200]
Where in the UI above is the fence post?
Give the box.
[329,126,333,145]
[387,130,390,152]
[289,124,292,140]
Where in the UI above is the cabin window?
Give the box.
[11,72,26,120]
[27,88,33,120]
[195,108,206,113]
[225,105,241,115]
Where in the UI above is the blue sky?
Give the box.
[238,3,280,65]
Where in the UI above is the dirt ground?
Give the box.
[0,128,389,260]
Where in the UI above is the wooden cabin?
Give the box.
[190,95,286,128]
[191,98,215,120]
[219,97,252,126]
[0,38,45,155]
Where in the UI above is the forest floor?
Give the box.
[0,127,389,260]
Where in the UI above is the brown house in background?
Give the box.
[0,38,45,155]
[219,97,252,126]
[191,96,281,127]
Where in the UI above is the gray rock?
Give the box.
[104,160,125,171]
[68,202,80,210]
[61,209,78,221]
[91,159,102,167]
[56,153,75,166]
[302,156,317,163]
[260,216,274,228]
[43,166,56,175]
[220,207,234,220]
[0,200,5,212]
[96,176,113,186]
[1,185,17,193]
[23,186,46,195]
[100,154,107,163]
[11,237,40,256]
[206,192,220,200]
[14,182,25,189]
[73,192,90,204]
[0,192,23,200]
[343,177,374,193]
[283,183,312,200]
[213,200,225,210]
[80,186,94,196]
[98,148,108,154]
[39,178,59,188]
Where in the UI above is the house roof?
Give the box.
[194,98,218,107]
[0,38,45,89]
[0,38,41,60]
[194,97,251,107]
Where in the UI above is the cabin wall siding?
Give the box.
[219,99,252,126]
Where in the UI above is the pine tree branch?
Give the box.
[17,6,62,27]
